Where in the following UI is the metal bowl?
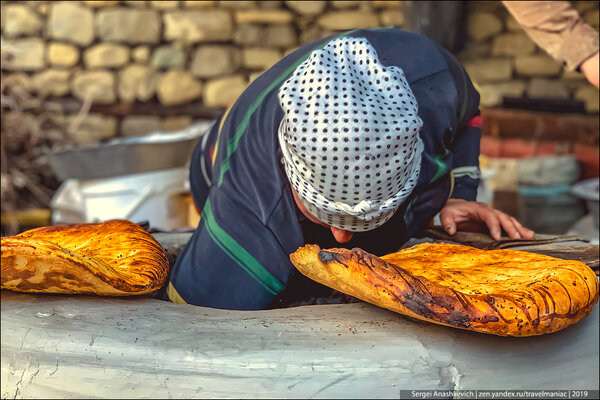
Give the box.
[48,121,214,181]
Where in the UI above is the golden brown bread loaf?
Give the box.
[1,220,169,296]
[290,243,599,336]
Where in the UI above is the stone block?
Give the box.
[97,8,161,44]
[1,4,43,37]
[84,44,130,68]
[132,46,150,63]
[47,43,80,67]
[492,33,536,56]
[164,10,233,42]
[32,69,71,98]
[455,41,491,61]
[191,46,238,78]
[72,70,116,104]
[68,114,118,145]
[2,73,34,93]
[467,12,502,42]
[121,116,161,137]
[505,15,522,32]
[203,75,248,107]
[380,9,404,27]
[118,64,159,102]
[264,25,297,48]
[575,2,598,13]
[562,69,586,80]
[463,58,513,83]
[372,1,402,8]
[151,45,186,69]
[468,1,502,13]
[514,54,562,77]
[249,71,263,83]
[84,1,122,7]
[260,1,283,9]
[235,10,294,24]
[219,1,256,8]
[317,11,379,30]
[526,78,569,99]
[284,1,326,15]
[299,26,328,45]
[48,2,95,46]
[151,1,180,7]
[477,81,527,107]
[124,1,147,6]
[183,1,216,7]
[330,1,362,9]
[233,24,263,46]
[160,116,193,132]
[574,85,599,113]
[584,9,599,26]
[242,47,282,70]
[157,70,203,106]
[2,38,45,71]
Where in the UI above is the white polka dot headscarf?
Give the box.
[278,37,424,232]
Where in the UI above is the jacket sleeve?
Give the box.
[438,46,482,202]
[449,116,482,201]
[503,1,599,71]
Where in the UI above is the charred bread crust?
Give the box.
[290,243,599,337]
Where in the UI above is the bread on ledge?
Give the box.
[290,243,599,337]
[1,220,169,296]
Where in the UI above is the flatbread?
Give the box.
[1,220,169,296]
[290,243,599,336]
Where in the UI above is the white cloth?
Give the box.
[278,37,424,232]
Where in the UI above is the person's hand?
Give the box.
[580,51,599,89]
[440,198,534,241]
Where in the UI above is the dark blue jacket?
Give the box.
[164,28,481,309]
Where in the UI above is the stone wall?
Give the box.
[1,0,598,143]
[458,1,599,112]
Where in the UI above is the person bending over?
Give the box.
[163,28,534,309]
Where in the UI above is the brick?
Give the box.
[317,11,379,30]
[48,2,95,46]
[190,46,238,78]
[492,33,536,56]
[242,47,282,70]
[526,78,569,99]
[84,44,130,68]
[97,8,161,44]
[285,1,326,15]
[121,116,161,136]
[514,55,562,77]
[463,58,513,83]
[1,4,43,37]
[72,70,116,104]
[203,75,248,107]
[118,64,159,102]
[235,9,294,24]
[157,70,203,106]
[32,69,71,98]
[467,12,502,41]
[164,10,233,42]
[2,38,45,71]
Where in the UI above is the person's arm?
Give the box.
[165,190,294,310]
[503,1,599,85]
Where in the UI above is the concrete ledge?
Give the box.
[1,291,598,398]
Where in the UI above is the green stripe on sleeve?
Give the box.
[217,29,356,186]
[202,199,284,295]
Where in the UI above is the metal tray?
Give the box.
[48,121,214,180]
